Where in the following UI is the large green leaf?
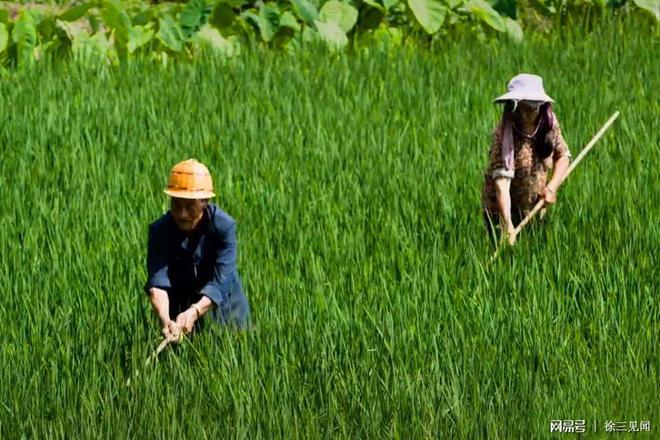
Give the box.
[59,3,96,23]
[503,17,522,42]
[363,0,386,12]
[193,25,237,56]
[0,23,8,54]
[101,0,132,47]
[258,3,280,42]
[408,0,446,34]
[12,11,38,67]
[132,8,157,27]
[319,1,358,33]
[280,11,301,31]
[445,0,465,8]
[468,0,505,32]
[383,0,400,10]
[180,0,211,39]
[128,23,154,53]
[0,9,9,26]
[291,0,319,26]
[37,15,57,41]
[314,19,347,49]
[157,14,185,52]
[634,0,660,20]
[210,2,235,30]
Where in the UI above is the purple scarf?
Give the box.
[501,103,557,171]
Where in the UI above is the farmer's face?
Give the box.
[171,198,206,231]
[516,100,543,116]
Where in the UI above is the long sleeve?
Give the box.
[551,122,571,161]
[199,222,237,306]
[487,124,514,179]
[144,223,171,294]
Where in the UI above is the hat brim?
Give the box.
[493,91,554,103]
[164,189,215,199]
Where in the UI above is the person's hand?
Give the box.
[501,222,517,246]
[540,186,557,205]
[161,320,181,342]
[175,308,198,335]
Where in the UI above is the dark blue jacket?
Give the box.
[144,203,242,315]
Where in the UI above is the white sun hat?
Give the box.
[493,73,554,103]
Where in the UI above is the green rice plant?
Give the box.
[0,14,657,439]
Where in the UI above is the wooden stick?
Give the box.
[491,111,620,260]
[513,111,620,236]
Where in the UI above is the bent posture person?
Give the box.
[482,74,571,246]
[145,159,250,341]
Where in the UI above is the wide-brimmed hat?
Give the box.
[493,73,554,104]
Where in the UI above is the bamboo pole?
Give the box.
[491,111,620,260]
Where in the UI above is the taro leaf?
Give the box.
[0,23,7,54]
[383,0,400,10]
[132,8,157,27]
[210,2,235,30]
[280,11,301,31]
[180,0,211,39]
[445,0,465,8]
[59,3,96,22]
[634,0,660,20]
[408,0,446,34]
[301,26,319,44]
[194,25,237,56]
[319,1,358,33]
[128,23,154,52]
[363,0,386,12]
[258,3,280,42]
[12,11,38,67]
[314,19,347,49]
[157,14,185,52]
[0,9,9,26]
[38,16,57,41]
[101,0,132,48]
[291,0,319,26]
[503,17,522,42]
[242,10,260,27]
[468,0,505,32]
[492,0,516,19]
[225,0,246,7]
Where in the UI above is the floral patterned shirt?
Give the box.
[482,120,571,215]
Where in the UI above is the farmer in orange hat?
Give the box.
[145,159,250,341]
[482,74,572,246]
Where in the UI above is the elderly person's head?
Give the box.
[494,73,554,118]
[164,159,215,232]
[494,73,558,159]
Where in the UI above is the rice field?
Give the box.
[0,15,658,438]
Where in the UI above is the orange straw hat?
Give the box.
[164,159,216,199]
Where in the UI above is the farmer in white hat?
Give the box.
[145,159,250,342]
[482,74,572,245]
